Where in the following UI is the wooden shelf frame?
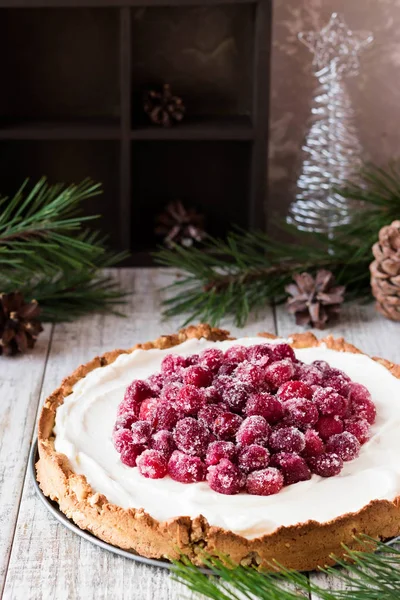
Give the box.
[0,0,272,260]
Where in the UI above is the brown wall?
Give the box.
[268,0,400,227]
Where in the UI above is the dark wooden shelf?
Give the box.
[0,118,120,140]
[131,116,254,141]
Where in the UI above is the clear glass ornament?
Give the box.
[287,13,373,234]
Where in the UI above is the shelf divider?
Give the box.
[119,6,132,251]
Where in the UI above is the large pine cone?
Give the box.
[370,220,400,321]
[0,292,43,356]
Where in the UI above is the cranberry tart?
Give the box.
[37,325,400,571]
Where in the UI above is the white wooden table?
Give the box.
[1,268,399,600]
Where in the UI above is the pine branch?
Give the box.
[154,161,400,327]
[171,539,400,600]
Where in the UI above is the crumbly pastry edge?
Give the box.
[36,324,400,571]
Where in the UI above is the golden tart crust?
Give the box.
[36,324,400,571]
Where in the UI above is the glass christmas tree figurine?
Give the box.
[287,13,373,233]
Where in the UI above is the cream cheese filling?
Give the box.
[54,337,400,540]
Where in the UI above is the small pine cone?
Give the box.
[143,84,185,127]
[0,292,43,356]
[370,220,400,321]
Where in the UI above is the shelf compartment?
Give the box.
[0,8,119,121]
[131,140,251,253]
[0,118,120,140]
[131,116,254,141]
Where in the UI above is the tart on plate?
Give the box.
[36,324,400,571]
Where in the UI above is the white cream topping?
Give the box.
[54,337,400,539]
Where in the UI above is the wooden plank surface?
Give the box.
[0,324,52,598]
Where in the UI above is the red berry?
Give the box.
[284,398,319,428]
[278,380,313,401]
[344,418,371,444]
[326,432,360,462]
[168,451,206,483]
[184,365,213,388]
[161,354,187,375]
[207,459,245,495]
[221,381,249,413]
[269,426,305,453]
[213,412,243,440]
[137,449,167,479]
[218,362,237,376]
[295,364,323,386]
[313,387,347,417]
[185,354,200,366]
[198,403,227,428]
[204,386,222,404]
[271,343,296,362]
[323,374,350,396]
[150,430,176,458]
[200,348,224,372]
[113,428,133,453]
[205,441,237,466]
[302,430,325,458]
[265,359,295,389]
[161,382,182,405]
[316,415,344,440]
[236,416,270,446]
[347,383,376,424]
[245,393,284,424]
[131,420,152,445]
[174,417,210,457]
[120,444,145,467]
[224,345,247,364]
[271,452,311,485]
[310,452,343,477]
[235,362,267,391]
[147,373,165,393]
[246,344,272,364]
[139,397,158,421]
[175,385,205,415]
[119,380,154,415]
[114,412,137,431]
[238,444,270,473]
[323,367,350,383]
[312,360,330,372]
[149,402,179,431]
[246,467,284,496]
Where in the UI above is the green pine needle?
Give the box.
[154,161,400,328]
[0,177,129,321]
[171,539,400,600]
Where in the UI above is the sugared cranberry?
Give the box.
[113,428,133,453]
[213,412,243,440]
[161,354,187,375]
[284,398,319,428]
[150,430,176,458]
[313,387,347,417]
[265,359,295,389]
[218,362,237,376]
[224,345,247,364]
[238,444,270,473]
[271,343,296,362]
[175,385,205,415]
[185,354,200,366]
[200,348,223,372]
[312,360,330,372]
[207,459,244,495]
[310,452,343,477]
[278,380,313,401]
[120,444,145,467]
[323,367,351,382]
[147,373,165,394]
[246,344,272,364]
[347,383,376,424]
[184,365,213,388]
[344,418,371,444]
[131,420,152,445]
[161,382,182,404]
[295,364,323,386]
[119,379,154,415]
[245,393,284,424]
[326,432,360,462]
[271,452,311,485]
[139,397,158,421]
[235,362,267,391]
[246,467,284,496]
[204,386,222,404]
[323,374,350,396]
[168,451,206,483]
[198,403,227,428]
[316,415,344,440]
[174,417,210,456]
[205,441,237,466]
[149,402,179,431]
[221,381,249,413]
[302,430,325,458]
[114,412,137,431]
[137,449,167,479]
[236,416,270,446]
[269,426,305,453]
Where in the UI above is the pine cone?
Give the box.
[155,200,206,248]
[370,220,400,321]
[0,292,43,356]
[143,84,185,127]
[285,270,345,330]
